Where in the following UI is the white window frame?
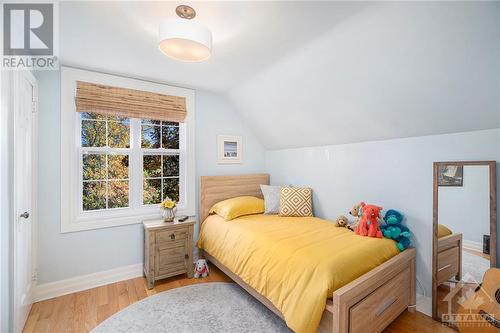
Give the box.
[61,66,195,233]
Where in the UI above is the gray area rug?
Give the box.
[92,282,291,333]
[461,250,489,283]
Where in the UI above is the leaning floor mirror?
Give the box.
[432,161,497,328]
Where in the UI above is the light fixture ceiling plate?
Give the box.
[176,5,196,19]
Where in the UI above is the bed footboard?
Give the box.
[322,248,416,333]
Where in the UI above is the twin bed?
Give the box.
[197,174,416,333]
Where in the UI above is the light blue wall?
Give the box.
[265,129,500,297]
[193,90,267,239]
[34,69,500,297]
[34,70,265,284]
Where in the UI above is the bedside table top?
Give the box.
[143,217,196,230]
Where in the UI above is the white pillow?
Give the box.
[260,185,281,214]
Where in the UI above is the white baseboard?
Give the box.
[463,239,483,252]
[33,263,143,302]
[416,293,432,317]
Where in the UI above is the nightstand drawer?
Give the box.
[158,246,186,266]
[157,263,187,277]
[155,246,187,277]
[156,228,188,243]
[156,239,186,250]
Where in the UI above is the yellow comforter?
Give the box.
[197,214,399,333]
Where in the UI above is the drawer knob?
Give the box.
[170,233,175,240]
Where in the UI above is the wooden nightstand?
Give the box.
[143,218,195,289]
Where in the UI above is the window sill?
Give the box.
[61,208,195,233]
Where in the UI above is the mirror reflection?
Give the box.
[433,162,496,329]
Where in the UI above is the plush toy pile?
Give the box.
[337,202,412,251]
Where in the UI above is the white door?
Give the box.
[13,71,37,333]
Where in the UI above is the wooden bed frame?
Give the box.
[198,174,416,333]
[436,233,462,285]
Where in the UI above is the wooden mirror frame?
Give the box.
[432,161,497,321]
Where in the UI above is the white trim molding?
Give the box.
[33,264,143,302]
[416,293,432,317]
[463,239,484,253]
[60,66,196,233]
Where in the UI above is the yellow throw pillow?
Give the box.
[209,196,265,221]
[438,224,453,238]
[279,187,313,217]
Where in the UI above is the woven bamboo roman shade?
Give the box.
[75,81,187,122]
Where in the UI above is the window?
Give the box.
[78,114,184,212]
[80,113,130,211]
[61,67,195,233]
[141,120,180,205]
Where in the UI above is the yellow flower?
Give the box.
[161,198,176,209]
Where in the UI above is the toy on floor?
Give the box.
[194,259,209,278]
[348,202,364,231]
[354,202,383,238]
[380,209,411,251]
[334,215,350,229]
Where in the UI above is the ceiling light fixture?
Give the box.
[158,5,212,62]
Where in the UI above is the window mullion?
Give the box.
[105,154,109,209]
[142,148,180,154]
[130,118,142,210]
[160,154,164,202]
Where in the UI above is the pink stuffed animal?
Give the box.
[194,259,209,278]
[354,202,383,238]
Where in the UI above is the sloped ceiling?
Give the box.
[60,1,500,149]
[60,1,365,92]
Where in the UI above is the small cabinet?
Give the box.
[143,218,195,289]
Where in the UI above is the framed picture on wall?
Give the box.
[438,165,463,186]
[217,135,242,164]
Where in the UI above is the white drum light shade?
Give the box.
[159,19,212,62]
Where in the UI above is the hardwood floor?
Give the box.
[24,265,454,333]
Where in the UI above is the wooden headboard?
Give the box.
[199,174,270,224]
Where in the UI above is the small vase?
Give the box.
[162,208,176,222]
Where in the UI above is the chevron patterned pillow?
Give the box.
[279,187,313,217]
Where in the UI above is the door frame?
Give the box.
[12,70,38,333]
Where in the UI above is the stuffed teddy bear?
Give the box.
[380,209,411,251]
[194,259,209,278]
[348,202,363,231]
[335,215,349,228]
[354,202,383,238]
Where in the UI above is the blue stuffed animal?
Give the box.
[380,209,411,251]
